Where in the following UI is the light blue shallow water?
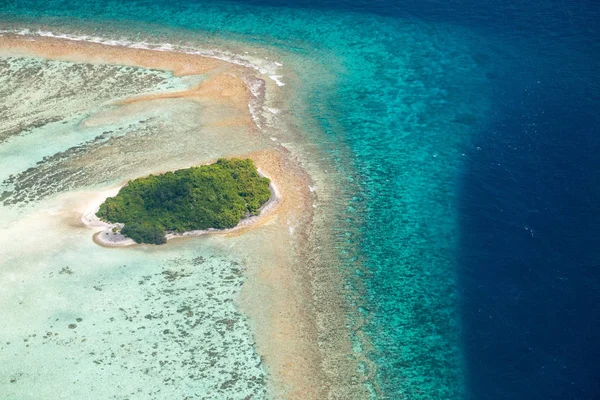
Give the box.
[2,0,597,398]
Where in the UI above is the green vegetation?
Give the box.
[121,222,167,245]
[97,158,271,245]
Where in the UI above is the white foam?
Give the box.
[269,75,285,87]
[248,104,262,130]
[242,76,265,98]
[2,28,286,87]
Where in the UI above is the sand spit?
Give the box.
[0,34,265,130]
[0,34,223,75]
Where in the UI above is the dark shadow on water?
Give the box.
[457,72,600,399]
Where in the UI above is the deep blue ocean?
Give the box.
[1,0,599,398]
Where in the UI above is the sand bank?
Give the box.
[0,33,263,126]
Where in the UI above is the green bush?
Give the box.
[97,158,271,245]
[122,222,166,245]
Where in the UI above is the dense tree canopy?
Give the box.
[97,158,271,244]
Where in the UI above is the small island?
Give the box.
[96,158,272,245]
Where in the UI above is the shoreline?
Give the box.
[83,169,282,248]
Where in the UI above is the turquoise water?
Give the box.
[0,0,536,398]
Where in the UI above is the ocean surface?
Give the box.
[1,0,598,399]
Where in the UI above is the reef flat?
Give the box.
[0,31,363,399]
